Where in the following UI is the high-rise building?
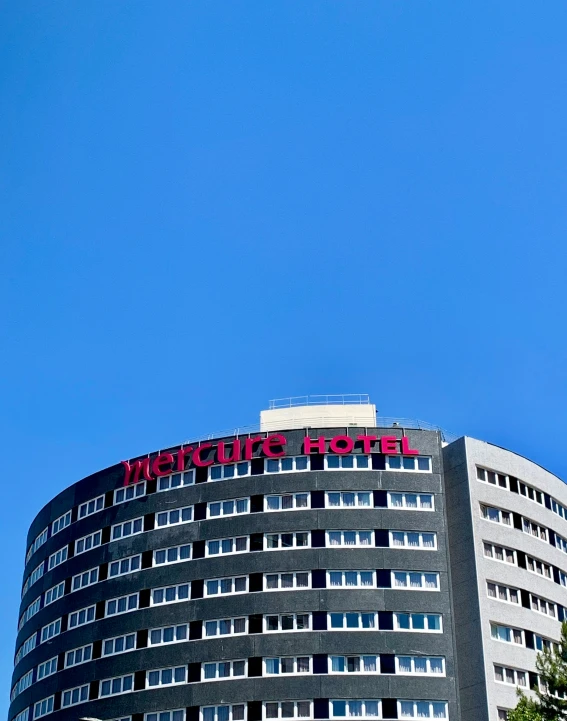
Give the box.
[8,397,567,721]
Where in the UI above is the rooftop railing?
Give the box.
[269,394,371,408]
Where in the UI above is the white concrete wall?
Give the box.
[260,403,377,431]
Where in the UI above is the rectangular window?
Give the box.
[555,533,567,555]
[327,531,373,547]
[519,482,544,506]
[14,710,30,721]
[210,461,250,481]
[327,492,372,508]
[526,554,552,579]
[481,505,511,525]
[265,493,309,511]
[149,624,189,646]
[265,614,311,632]
[394,613,442,632]
[33,696,54,719]
[522,517,547,542]
[205,576,248,597]
[392,571,439,590]
[535,635,559,653]
[51,511,72,536]
[65,644,93,668]
[114,482,146,505]
[68,605,95,629]
[265,657,311,675]
[108,554,141,577]
[486,582,519,605]
[154,544,191,565]
[19,597,41,630]
[208,498,249,518]
[265,456,310,474]
[37,656,57,680]
[15,633,37,664]
[157,471,194,492]
[26,527,48,564]
[491,624,523,645]
[147,666,187,688]
[78,494,105,519]
[75,530,102,555]
[44,581,65,606]
[398,701,447,719]
[265,572,311,590]
[494,665,528,687]
[156,506,193,527]
[389,531,437,550]
[11,669,33,701]
[328,570,375,588]
[61,684,89,708]
[146,713,185,721]
[386,456,432,472]
[204,617,247,638]
[47,546,68,570]
[387,492,434,510]
[111,517,144,541]
[326,455,370,470]
[206,537,248,556]
[498,710,510,721]
[202,659,247,680]
[151,583,190,606]
[263,702,311,720]
[483,542,516,565]
[40,618,61,642]
[531,594,556,618]
[23,562,45,596]
[265,532,309,550]
[99,674,134,697]
[330,700,381,719]
[329,656,378,674]
[106,593,139,616]
[329,612,377,630]
[71,567,99,592]
[396,656,445,675]
[202,706,246,721]
[477,467,508,488]
[103,633,136,657]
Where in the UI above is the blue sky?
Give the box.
[1,0,567,712]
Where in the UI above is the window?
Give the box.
[330,700,380,719]
[99,673,134,697]
[111,517,143,540]
[26,527,48,564]
[526,554,552,579]
[33,696,54,719]
[203,660,247,680]
[398,701,447,719]
[103,633,136,656]
[265,494,309,511]
[78,494,105,519]
[204,617,247,637]
[491,624,523,645]
[68,605,95,629]
[494,665,528,687]
[477,467,508,488]
[106,593,138,616]
[388,492,434,510]
[109,554,141,577]
[114,482,146,504]
[522,517,547,542]
[396,656,445,675]
[207,537,248,556]
[329,612,376,630]
[14,710,30,721]
[205,576,247,596]
[328,570,374,588]
[19,597,41,630]
[498,711,509,721]
[265,657,311,675]
[146,713,185,721]
[11,669,33,701]
[330,656,378,674]
[75,530,102,555]
[157,471,194,492]
[535,635,559,653]
[147,666,187,687]
[15,633,37,664]
[65,644,92,668]
[40,618,61,642]
[264,702,311,719]
[71,567,99,592]
[531,594,556,617]
[483,542,516,565]
[208,498,249,517]
[386,456,432,472]
[202,706,246,721]
[265,456,310,473]
[150,624,189,645]
[390,531,437,549]
[326,455,370,470]
[481,505,511,525]
[61,684,89,708]
[210,461,250,481]
[265,614,310,632]
[37,656,57,680]
[47,545,68,570]
[151,583,190,606]
[51,511,71,535]
[265,572,310,590]
[487,582,519,605]
[555,532,567,554]
[156,506,193,527]
[327,530,373,547]
[552,497,567,521]
[519,482,544,506]
[327,492,372,508]
[265,532,309,549]
[154,544,191,565]
[23,562,45,596]
[392,571,439,590]
[394,613,442,632]
[44,581,65,606]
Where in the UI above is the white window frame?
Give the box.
[387,492,434,510]
[483,542,516,566]
[40,618,61,642]
[209,461,251,482]
[330,700,381,719]
[11,669,33,701]
[51,511,72,536]
[526,554,553,579]
[15,633,37,664]
[47,545,68,570]
[329,655,379,674]
[102,633,137,657]
[111,517,144,541]
[519,480,544,505]
[108,554,141,578]
[74,530,102,555]
[491,623,524,645]
[327,530,374,547]
[328,612,377,631]
[386,455,432,472]
[114,482,146,505]
[156,506,193,528]
[397,700,448,719]
[26,527,48,564]
[156,470,195,492]
[204,617,248,638]
[149,624,189,646]
[494,664,528,688]
[265,455,310,474]
[68,605,96,629]
[33,696,54,720]
[395,656,445,676]
[522,517,548,542]
[14,710,30,721]
[205,576,248,597]
[265,493,310,512]
[206,536,248,557]
[202,659,247,681]
[65,644,93,668]
[327,570,375,588]
[263,702,311,720]
[265,532,310,550]
[326,491,372,509]
[99,674,134,698]
[146,713,185,721]
[476,467,508,488]
[531,593,556,618]
[37,656,58,680]
[61,684,89,708]
[71,567,99,592]
[78,494,105,519]
[154,544,191,566]
[264,656,311,675]
[23,562,45,596]
[19,596,41,630]
[44,581,65,606]
[392,571,440,591]
[264,613,311,633]
[487,581,519,605]
[106,593,139,617]
[151,583,190,606]
[325,454,371,471]
[265,572,311,591]
[481,504,511,526]
[389,531,437,550]
[146,666,187,688]
[393,613,443,633]
[201,706,246,721]
[207,498,249,518]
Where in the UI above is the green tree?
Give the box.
[507,692,544,721]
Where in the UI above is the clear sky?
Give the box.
[1,0,567,712]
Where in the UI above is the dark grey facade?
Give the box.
[9,426,458,721]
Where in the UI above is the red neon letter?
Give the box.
[121,458,153,487]
[193,444,214,467]
[303,436,326,454]
[329,435,354,454]
[176,446,193,472]
[401,437,419,455]
[243,436,263,460]
[357,435,378,454]
[152,453,175,477]
[218,440,242,464]
[263,434,287,458]
[380,436,399,454]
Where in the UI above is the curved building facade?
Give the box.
[9,399,567,721]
